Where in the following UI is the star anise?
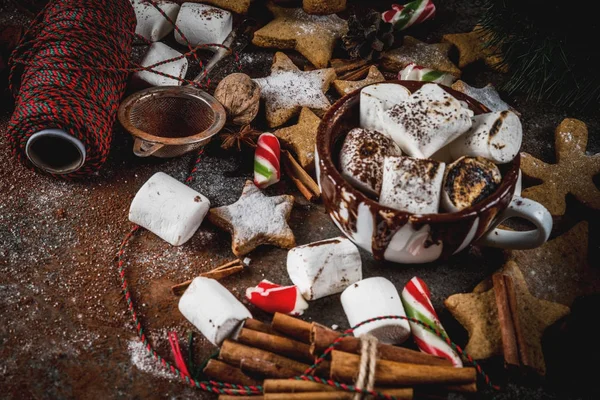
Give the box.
[219,124,262,151]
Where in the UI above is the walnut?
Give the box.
[214,73,261,125]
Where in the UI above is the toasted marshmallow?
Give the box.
[178,277,252,346]
[381,84,473,158]
[339,128,402,196]
[441,156,502,212]
[379,156,445,214]
[287,237,362,301]
[360,83,411,133]
[449,110,522,164]
[174,3,232,49]
[341,277,411,345]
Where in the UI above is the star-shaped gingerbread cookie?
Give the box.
[381,36,461,77]
[201,0,251,14]
[252,2,348,68]
[445,261,570,376]
[208,180,296,256]
[274,107,321,170]
[442,25,506,72]
[332,65,385,96]
[253,52,336,128]
[451,80,520,116]
[520,118,600,216]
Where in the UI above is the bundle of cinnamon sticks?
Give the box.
[205,313,478,399]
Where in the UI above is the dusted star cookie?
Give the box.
[253,52,336,128]
[208,180,296,256]
[451,80,520,116]
[445,261,570,376]
[442,25,506,72]
[252,3,348,68]
[520,118,600,215]
[381,36,461,77]
[333,66,385,96]
[274,107,321,170]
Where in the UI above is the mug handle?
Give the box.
[476,196,553,250]
[133,138,164,157]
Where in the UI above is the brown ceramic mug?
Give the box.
[315,81,553,263]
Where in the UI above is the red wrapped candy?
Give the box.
[245,280,308,316]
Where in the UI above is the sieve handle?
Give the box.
[133,138,164,157]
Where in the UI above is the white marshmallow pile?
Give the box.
[360,83,411,133]
[287,237,362,301]
[178,277,252,346]
[341,277,411,344]
[339,128,402,196]
[131,0,180,42]
[338,82,523,214]
[174,3,233,49]
[133,42,188,87]
[129,172,210,246]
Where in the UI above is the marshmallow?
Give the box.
[131,0,180,42]
[398,63,456,87]
[360,83,411,133]
[441,156,502,212]
[379,156,445,214]
[133,42,188,87]
[129,172,210,246]
[341,277,411,345]
[178,277,252,346]
[448,110,523,164]
[381,83,473,158]
[174,3,232,49]
[339,128,402,196]
[287,237,362,301]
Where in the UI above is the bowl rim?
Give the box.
[316,80,520,224]
[117,85,226,145]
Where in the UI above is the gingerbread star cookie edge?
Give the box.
[252,3,348,68]
[442,25,506,72]
[208,180,296,256]
[445,261,570,375]
[254,52,336,128]
[381,36,461,77]
[274,107,321,170]
[333,65,386,96]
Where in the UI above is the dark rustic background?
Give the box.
[1,1,599,399]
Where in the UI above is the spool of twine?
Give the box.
[6,0,136,178]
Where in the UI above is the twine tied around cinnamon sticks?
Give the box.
[353,334,379,400]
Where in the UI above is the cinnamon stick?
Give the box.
[330,350,476,386]
[338,64,372,81]
[272,312,313,343]
[493,273,520,368]
[237,328,314,363]
[263,380,414,398]
[505,274,534,370]
[220,339,309,376]
[310,323,451,367]
[331,59,369,75]
[202,359,260,386]
[240,358,301,379]
[171,259,244,295]
[244,318,285,337]
[264,389,412,400]
[281,150,320,202]
[219,396,263,400]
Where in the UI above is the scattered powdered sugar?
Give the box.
[128,339,178,381]
[273,7,347,38]
[254,69,332,111]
